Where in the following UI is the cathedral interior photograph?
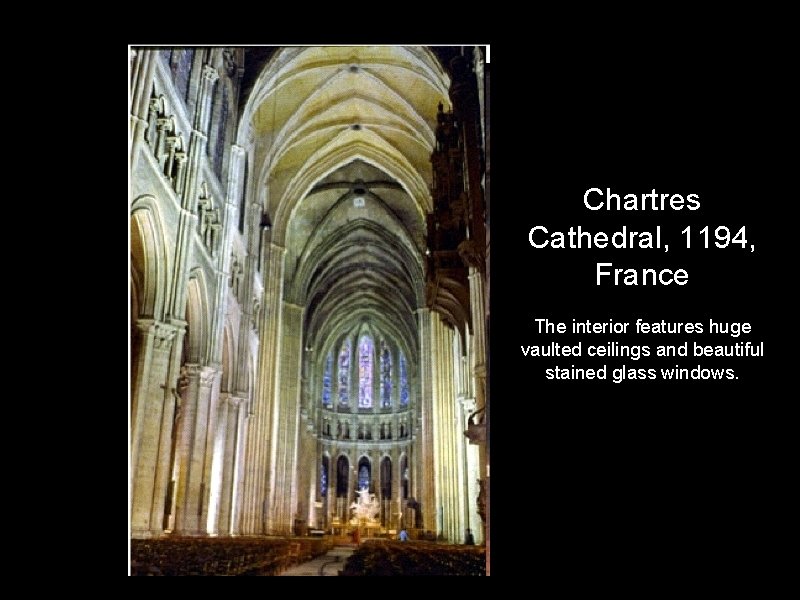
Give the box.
[129,45,489,576]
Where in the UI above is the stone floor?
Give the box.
[279,544,356,576]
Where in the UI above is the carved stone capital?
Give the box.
[182,363,204,379]
[199,366,219,388]
[202,64,219,83]
[227,396,244,409]
[152,322,178,350]
[134,318,155,334]
[165,134,182,150]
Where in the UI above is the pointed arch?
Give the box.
[185,270,211,364]
[130,196,170,320]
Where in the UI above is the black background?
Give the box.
[488,48,785,576]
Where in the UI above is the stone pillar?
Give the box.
[130,320,180,537]
[431,316,445,539]
[173,364,220,535]
[293,409,315,532]
[328,447,338,526]
[268,301,304,534]
[241,242,285,534]
[430,315,467,543]
[230,398,248,535]
[416,308,436,533]
[390,447,401,529]
[464,261,488,545]
[206,389,229,535]
[349,451,359,518]
[217,396,239,535]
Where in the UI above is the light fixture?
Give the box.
[260,213,271,230]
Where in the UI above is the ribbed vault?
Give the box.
[240,46,451,361]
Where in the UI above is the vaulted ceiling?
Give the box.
[239,46,453,359]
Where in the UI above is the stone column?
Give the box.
[390,447,401,529]
[430,315,467,543]
[173,364,219,535]
[329,447,338,526]
[464,261,488,544]
[416,308,436,533]
[241,242,285,534]
[217,396,238,535]
[130,320,180,537]
[293,409,315,532]
[230,398,248,535]
[205,389,229,535]
[271,302,304,534]
[431,316,445,539]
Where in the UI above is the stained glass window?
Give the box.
[358,464,370,491]
[380,339,392,407]
[338,339,350,406]
[358,336,373,408]
[322,352,332,407]
[400,353,409,406]
[320,458,328,498]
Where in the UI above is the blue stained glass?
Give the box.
[400,353,409,406]
[321,460,328,497]
[338,339,350,406]
[380,340,392,407]
[322,353,332,407]
[358,465,370,490]
[358,336,373,408]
